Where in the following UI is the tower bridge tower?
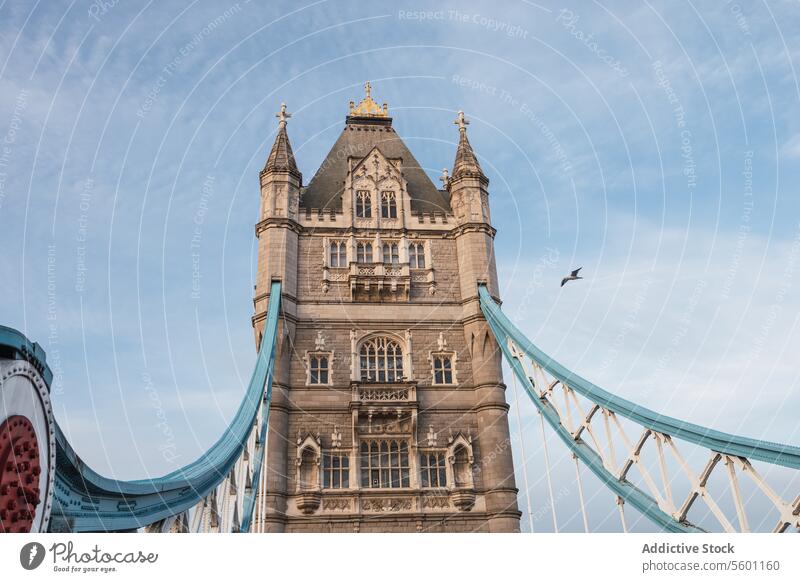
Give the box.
[253,84,520,532]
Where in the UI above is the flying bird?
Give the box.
[560,267,583,287]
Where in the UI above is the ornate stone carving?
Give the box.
[361,497,412,512]
[322,265,348,294]
[349,81,389,118]
[359,387,409,401]
[451,490,475,511]
[426,425,437,447]
[322,498,350,511]
[357,412,411,435]
[331,425,342,448]
[297,492,321,514]
[421,495,450,509]
[439,168,449,189]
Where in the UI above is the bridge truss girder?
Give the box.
[479,284,800,533]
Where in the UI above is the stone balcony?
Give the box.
[352,383,417,404]
[322,262,436,300]
[350,382,418,437]
[348,262,410,301]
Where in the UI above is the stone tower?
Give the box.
[253,84,520,533]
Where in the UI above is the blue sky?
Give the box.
[1,0,799,531]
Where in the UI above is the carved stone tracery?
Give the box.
[361,497,412,512]
[322,498,350,511]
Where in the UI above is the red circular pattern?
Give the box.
[0,416,41,533]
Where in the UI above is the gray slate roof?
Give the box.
[300,117,450,214]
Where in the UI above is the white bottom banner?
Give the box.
[1,534,797,581]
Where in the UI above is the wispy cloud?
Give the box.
[1,0,799,529]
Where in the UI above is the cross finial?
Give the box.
[276,102,291,127]
[454,110,469,132]
[350,81,388,117]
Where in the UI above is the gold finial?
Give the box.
[350,81,389,117]
[276,102,291,127]
[454,110,469,132]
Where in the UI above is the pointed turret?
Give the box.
[451,111,486,183]
[448,111,491,226]
[253,104,303,523]
[255,103,301,348]
[258,103,302,222]
[263,103,301,178]
[447,111,514,530]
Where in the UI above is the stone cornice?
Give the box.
[259,167,302,183]
[253,290,298,307]
[448,173,489,189]
[448,222,496,238]
[298,225,453,237]
[473,401,511,414]
[255,216,302,236]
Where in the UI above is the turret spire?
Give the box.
[263,102,300,177]
[451,111,486,182]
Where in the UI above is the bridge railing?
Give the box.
[49,281,282,533]
[479,284,800,533]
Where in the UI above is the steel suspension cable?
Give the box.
[257,452,264,532]
[259,434,269,532]
[539,409,559,532]
[510,373,535,532]
[617,496,628,533]
[573,453,589,532]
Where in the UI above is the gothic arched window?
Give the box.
[329,241,347,267]
[408,242,425,269]
[380,191,397,218]
[382,242,399,264]
[359,336,403,382]
[356,242,373,263]
[356,190,372,218]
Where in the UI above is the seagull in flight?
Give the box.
[561,267,583,287]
